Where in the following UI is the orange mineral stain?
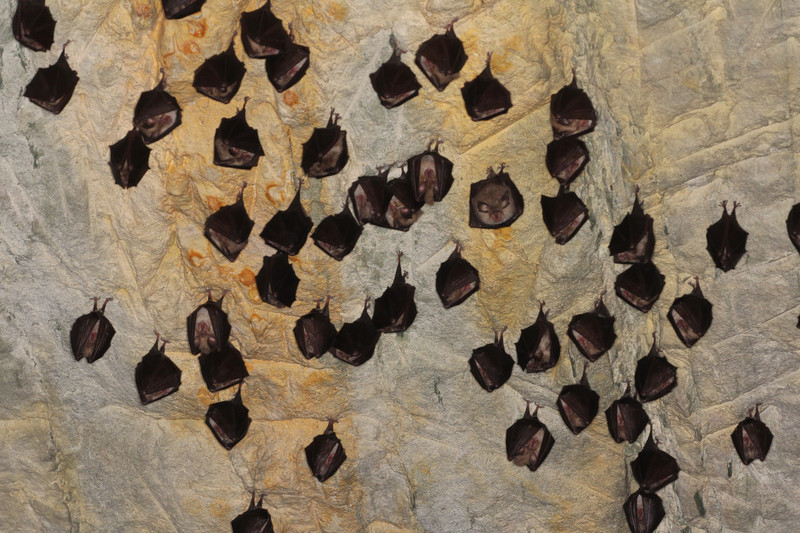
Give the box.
[327,1,347,21]
[133,0,150,17]
[206,196,223,211]
[187,20,207,38]
[181,41,200,55]
[238,267,256,287]
[265,183,285,205]
[197,387,215,406]
[187,249,206,267]
[283,90,299,107]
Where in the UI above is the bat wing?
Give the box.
[305,426,347,482]
[265,41,309,92]
[369,51,421,109]
[461,63,512,121]
[293,307,337,359]
[469,343,514,392]
[311,204,363,260]
[415,26,467,91]
[161,0,205,19]
[135,343,182,404]
[614,263,665,313]
[193,42,246,104]
[109,129,151,188]
[255,252,299,308]
[515,308,560,373]
[435,246,480,308]
[259,189,313,255]
[13,0,56,52]
[240,0,289,58]
[556,382,599,434]
[540,189,589,244]
[545,137,589,186]
[24,49,79,114]
[199,343,249,392]
[205,391,251,450]
[330,308,380,366]
[623,490,665,533]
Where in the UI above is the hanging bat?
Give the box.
[706,200,748,272]
[260,183,313,255]
[469,164,524,229]
[415,20,468,91]
[556,363,599,435]
[623,489,665,533]
[231,493,274,533]
[384,169,424,231]
[731,404,772,465]
[515,301,560,373]
[348,167,390,227]
[667,277,713,348]
[109,129,150,189]
[161,0,205,19]
[631,429,680,492]
[406,139,454,205]
[70,297,115,363]
[193,39,246,104]
[293,297,337,359]
[567,292,617,362]
[305,419,347,482]
[205,385,251,450]
[469,328,514,392]
[436,242,480,308]
[605,381,649,444]
[786,202,800,254]
[634,335,677,403]
[255,251,299,308]
[204,183,255,262]
[550,70,597,139]
[545,137,589,187]
[369,39,421,109]
[187,289,232,356]
[214,99,265,169]
[311,201,363,260]
[23,43,79,114]
[372,252,417,333]
[506,401,555,472]
[135,333,182,405]
[330,298,381,366]
[13,0,56,52]
[461,52,512,121]
[540,185,589,244]
[301,108,348,178]
[133,71,181,144]
[240,0,289,58]
[198,342,249,393]
[264,25,309,92]
[609,187,655,263]
[614,262,665,313]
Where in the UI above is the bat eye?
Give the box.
[478,202,490,213]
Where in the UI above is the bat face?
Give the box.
[70,298,115,363]
[265,41,309,92]
[540,186,589,244]
[311,204,363,260]
[301,110,349,178]
[372,257,417,333]
[13,0,56,52]
[305,420,347,482]
[186,292,232,356]
[623,490,665,533]
[193,42,246,104]
[567,294,616,362]
[556,370,600,434]
[515,304,560,373]
[614,263,665,313]
[231,494,274,533]
[349,172,389,227]
[255,252,300,308]
[204,188,255,262]
[161,0,206,19]
[259,187,313,255]
[550,74,597,139]
[198,343,249,393]
[205,388,251,450]
[469,331,514,392]
[384,175,423,231]
[469,166,524,229]
[415,25,468,91]
[731,406,773,464]
[706,200,748,272]
[545,137,590,186]
[631,433,680,492]
[461,56,512,121]
[506,404,555,472]
[109,129,151,189]
[240,0,289,58]
[369,49,421,109]
[133,79,182,144]
[23,48,79,115]
[135,338,182,404]
[293,299,337,359]
[609,190,655,263]
[407,145,454,205]
[435,243,480,308]
[667,279,712,348]
[634,341,677,403]
[605,384,649,444]
[330,302,381,366]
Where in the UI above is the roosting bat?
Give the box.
[634,335,677,403]
[515,302,560,373]
[109,129,150,189]
[161,0,205,20]
[311,202,363,260]
[786,202,800,254]
[631,429,680,492]
[550,71,597,139]
[198,342,249,393]
[305,419,347,482]
[372,252,417,333]
[264,25,309,92]
[193,39,246,104]
[330,298,381,366]
[506,401,555,472]
[293,297,337,359]
[369,38,421,109]
[469,164,524,229]
[301,108,348,178]
[667,277,712,348]
[240,0,289,58]
[545,137,589,187]
[623,489,664,533]
[540,185,589,244]
[214,100,265,169]
[706,200,748,272]
[406,139,454,205]
[614,262,665,313]
[436,242,480,308]
[567,292,616,362]
[731,404,773,465]
[349,167,391,227]
[187,289,231,356]
[13,0,56,52]
[469,328,514,392]
[231,493,274,533]
[23,43,78,114]
[415,21,468,91]
[461,52,512,121]
[205,385,251,450]
[255,251,299,308]
[259,183,313,255]
[384,168,424,231]
[609,187,654,264]
[556,363,599,435]
[135,333,181,404]
[605,381,649,444]
[70,297,115,363]
[133,71,181,144]
[204,183,255,262]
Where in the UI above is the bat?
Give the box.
[515,301,560,373]
[406,139,454,205]
[293,297,337,359]
[231,493,274,533]
[109,129,151,189]
[631,429,680,492]
[205,385,251,450]
[133,71,181,144]
[329,298,381,366]
[706,200,748,272]
[301,108,348,178]
[415,21,468,91]
[556,363,600,435]
[469,328,514,392]
[384,168,424,231]
[214,99,265,169]
[786,202,800,254]
[540,185,589,244]
[605,381,649,444]
[161,0,205,20]
[348,167,390,227]
[667,277,712,348]
[255,251,299,308]
[187,289,232,356]
[372,252,417,333]
[550,70,597,139]
[193,39,246,104]
[505,401,555,472]
[634,334,677,403]
[608,187,654,264]
[731,404,772,465]
[204,183,255,262]
[469,164,524,229]
[623,489,665,533]
[240,0,289,58]
[13,0,56,52]
[198,342,249,393]
[567,292,617,362]
[135,333,182,405]
[23,43,79,114]
[545,137,589,187]
[461,52,512,121]
[264,25,309,92]
[305,419,347,482]
[369,39,421,109]
[436,242,480,308]
[259,183,313,255]
[614,262,665,313]
[70,297,115,363]
[311,201,363,260]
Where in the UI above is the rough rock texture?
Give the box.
[1,0,799,532]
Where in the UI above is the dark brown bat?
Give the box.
[436,242,480,309]
[161,0,205,20]
[135,333,182,405]
[23,43,78,114]
[540,185,589,244]
[311,202,363,260]
[469,164,524,229]
[461,52,512,121]
[605,381,649,444]
[609,187,655,264]
[205,385,251,450]
[614,262,665,313]
[193,39,246,104]
[187,289,232,356]
[667,277,713,348]
[515,301,560,373]
[623,489,664,533]
[70,297,115,363]
[506,401,555,472]
[133,72,181,144]
[204,183,255,262]
[330,298,381,366]
[406,139,454,205]
[550,71,597,139]
[372,252,417,333]
[634,335,677,403]
[301,108,348,178]
[264,25,309,92]
[109,129,150,189]
[567,292,617,362]
[259,183,313,255]
[349,167,390,227]
[545,137,589,187]
[214,99,265,169]
[198,342,249,393]
[731,404,773,465]
[370,40,421,109]
[13,0,56,52]
[706,200,748,272]
[415,21,468,91]
[305,419,347,482]
[255,251,299,308]
[786,202,800,254]
[556,363,600,435]
[631,430,680,492]
[469,328,514,392]
[231,493,274,533]
[240,0,289,58]
[293,297,337,359]
[384,168,424,231]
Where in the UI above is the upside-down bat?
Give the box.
[415,21,468,91]
[305,419,347,482]
[13,0,56,52]
[469,328,514,392]
[231,493,274,533]
[369,39,421,109]
[135,333,182,404]
[193,39,246,104]
[23,43,79,114]
[731,404,773,465]
[631,430,680,492]
[609,187,655,264]
[260,183,313,255]
[436,242,480,308]
[540,185,589,244]
[133,71,181,144]
[406,139,454,205]
[198,342,249,393]
[515,302,560,373]
[550,71,597,139]
[384,168,424,231]
[667,277,713,348]
[372,252,417,333]
[634,335,677,403]
[255,251,299,308]
[545,137,589,187]
[605,381,649,444]
[240,0,289,58]
[556,363,599,435]
[293,297,337,359]
[330,298,381,366]
[461,52,512,121]
[311,202,363,260]
[205,385,251,450]
[567,292,616,362]
[706,200,748,272]
[614,262,665,313]
[301,108,348,178]
[161,0,205,19]
[187,289,231,356]
[70,297,115,363]
[264,25,309,92]
[214,100,265,169]
[204,183,255,262]
[349,167,390,227]
[469,164,524,229]
[506,401,555,472]
[786,202,800,254]
[109,129,150,189]
[623,489,664,533]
